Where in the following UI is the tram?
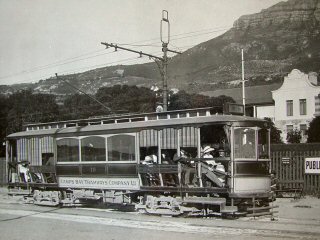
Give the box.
[6,106,274,217]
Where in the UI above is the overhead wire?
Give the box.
[0,26,230,84]
[0,49,107,80]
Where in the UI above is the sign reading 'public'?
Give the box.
[305,157,320,174]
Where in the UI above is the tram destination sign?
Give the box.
[58,177,140,190]
[223,103,244,115]
[305,157,320,174]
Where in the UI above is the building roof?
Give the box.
[201,83,281,105]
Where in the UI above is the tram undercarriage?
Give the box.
[7,162,274,218]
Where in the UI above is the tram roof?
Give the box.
[7,108,268,139]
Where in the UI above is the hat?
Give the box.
[144,156,153,162]
[203,146,215,154]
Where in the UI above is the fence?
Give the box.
[271,143,320,195]
[0,158,6,186]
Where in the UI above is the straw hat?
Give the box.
[203,146,215,154]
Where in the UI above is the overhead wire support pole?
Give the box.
[241,49,246,116]
[161,10,170,112]
[101,10,180,112]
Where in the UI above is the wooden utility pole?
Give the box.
[241,49,246,116]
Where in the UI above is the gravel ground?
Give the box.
[1,187,320,222]
[1,187,320,239]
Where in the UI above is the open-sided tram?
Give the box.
[6,107,274,217]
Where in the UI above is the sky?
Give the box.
[0,0,283,85]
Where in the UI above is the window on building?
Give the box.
[299,99,307,115]
[286,100,293,116]
[81,136,106,162]
[57,138,79,162]
[286,125,293,133]
[300,124,307,136]
[107,134,136,161]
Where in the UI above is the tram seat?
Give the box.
[138,164,179,187]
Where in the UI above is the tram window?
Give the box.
[258,128,270,159]
[189,112,197,117]
[234,128,256,159]
[179,113,186,118]
[57,138,79,162]
[81,136,106,162]
[200,125,229,157]
[235,162,269,175]
[107,135,135,162]
[170,113,178,119]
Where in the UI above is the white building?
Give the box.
[271,69,320,142]
[201,69,320,143]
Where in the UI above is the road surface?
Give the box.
[0,191,319,240]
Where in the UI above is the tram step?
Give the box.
[183,197,226,205]
[8,189,32,196]
[220,206,238,213]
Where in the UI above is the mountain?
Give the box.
[1,0,320,96]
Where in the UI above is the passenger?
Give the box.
[142,154,158,165]
[174,149,196,186]
[201,145,216,165]
[18,162,30,183]
[202,145,226,182]
[173,149,188,161]
[161,151,174,164]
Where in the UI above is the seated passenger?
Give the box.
[201,146,215,165]
[173,149,188,162]
[142,154,158,165]
[202,145,226,175]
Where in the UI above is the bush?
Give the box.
[307,116,320,143]
[287,128,302,143]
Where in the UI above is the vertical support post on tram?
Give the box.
[230,126,235,193]
[157,130,164,186]
[197,127,203,187]
[5,140,9,184]
[197,127,201,158]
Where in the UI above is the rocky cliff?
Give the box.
[234,0,320,30]
[1,0,320,95]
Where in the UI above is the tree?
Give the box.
[286,128,302,143]
[169,91,235,111]
[0,95,9,157]
[264,118,283,144]
[307,116,320,143]
[61,93,99,120]
[95,85,156,114]
[6,90,59,134]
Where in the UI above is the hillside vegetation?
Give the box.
[1,0,320,96]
